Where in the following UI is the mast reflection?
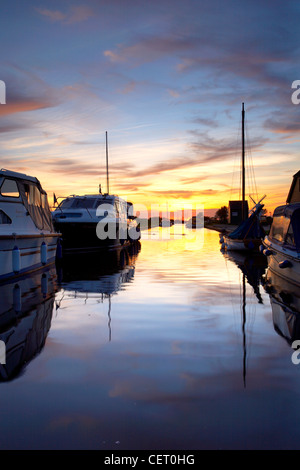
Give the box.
[56,242,141,341]
[223,251,268,387]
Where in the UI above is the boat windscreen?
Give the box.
[269,215,290,243]
[70,198,98,209]
[269,208,300,252]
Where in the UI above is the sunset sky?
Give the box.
[1,0,300,217]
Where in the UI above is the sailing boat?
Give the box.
[223,103,265,252]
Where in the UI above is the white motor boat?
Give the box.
[52,193,140,253]
[261,202,300,285]
[0,169,61,282]
[52,132,141,253]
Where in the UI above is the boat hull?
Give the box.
[0,233,60,282]
[53,220,140,253]
[223,236,262,252]
[262,237,300,286]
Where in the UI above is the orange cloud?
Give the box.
[0,99,52,116]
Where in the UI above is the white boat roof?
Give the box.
[64,194,123,200]
[0,168,38,183]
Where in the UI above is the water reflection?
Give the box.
[2,229,300,450]
[0,267,57,381]
[222,251,268,387]
[264,268,300,345]
[55,242,141,341]
[224,251,268,304]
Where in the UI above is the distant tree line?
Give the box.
[215,206,228,224]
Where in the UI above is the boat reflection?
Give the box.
[223,251,268,387]
[264,268,300,346]
[0,267,58,381]
[55,242,141,341]
[223,251,268,303]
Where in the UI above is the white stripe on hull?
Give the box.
[0,235,59,279]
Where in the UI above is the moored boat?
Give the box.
[52,132,140,253]
[261,202,300,285]
[0,169,61,282]
[223,103,265,252]
[52,193,140,253]
[223,202,265,251]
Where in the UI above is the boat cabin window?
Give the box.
[269,215,290,243]
[0,209,12,224]
[0,179,20,198]
[58,197,114,210]
[27,184,42,206]
[96,199,113,207]
[70,198,98,209]
[58,198,73,209]
[285,222,296,247]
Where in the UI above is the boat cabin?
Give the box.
[0,169,54,233]
[286,171,300,204]
[53,194,133,222]
[268,203,300,252]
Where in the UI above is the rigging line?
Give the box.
[244,118,258,202]
[230,117,242,202]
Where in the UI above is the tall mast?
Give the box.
[105,131,109,194]
[242,103,245,221]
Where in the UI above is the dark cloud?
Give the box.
[188,130,269,165]
[131,156,199,178]
[263,106,300,135]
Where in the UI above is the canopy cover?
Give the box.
[228,203,265,240]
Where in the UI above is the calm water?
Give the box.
[1,226,300,450]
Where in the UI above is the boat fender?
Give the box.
[263,249,273,256]
[279,260,292,269]
[12,246,20,273]
[264,284,273,294]
[41,242,47,265]
[259,244,264,253]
